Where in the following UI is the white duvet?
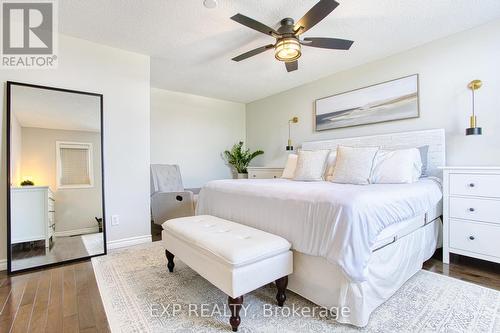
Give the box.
[196,178,442,283]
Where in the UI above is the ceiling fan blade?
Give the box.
[232,44,274,62]
[231,13,279,36]
[301,37,354,50]
[285,60,298,72]
[294,0,339,36]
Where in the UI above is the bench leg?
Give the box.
[165,250,175,272]
[275,276,288,307]
[228,295,243,332]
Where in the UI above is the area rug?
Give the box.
[92,241,500,333]
[81,232,105,256]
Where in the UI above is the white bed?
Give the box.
[196,129,445,327]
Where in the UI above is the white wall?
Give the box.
[1,34,151,265]
[10,114,22,186]
[246,20,500,168]
[21,128,102,233]
[151,88,246,188]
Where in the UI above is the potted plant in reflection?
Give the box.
[20,176,34,186]
[224,141,264,179]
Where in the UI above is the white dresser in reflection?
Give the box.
[11,186,55,248]
[442,167,500,264]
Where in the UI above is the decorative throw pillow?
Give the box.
[293,150,330,181]
[330,146,379,185]
[281,154,298,179]
[324,150,337,181]
[371,148,422,184]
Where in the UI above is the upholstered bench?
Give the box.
[162,215,293,332]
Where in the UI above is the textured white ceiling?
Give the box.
[59,0,500,103]
[12,85,101,132]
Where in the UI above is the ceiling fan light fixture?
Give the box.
[275,38,301,62]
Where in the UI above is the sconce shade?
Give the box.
[466,127,482,136]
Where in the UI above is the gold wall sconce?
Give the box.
[466,79,483,136]
[286,117,299,151]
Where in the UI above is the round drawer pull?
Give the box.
[469,208,475,212]
[252,175,256,178]
[469,235,475,241]
[468,183,475,188]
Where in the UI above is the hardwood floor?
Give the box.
[0,246,498,332]
[0,261,109,333]
[11,234,104,272]
[423,252,500,290]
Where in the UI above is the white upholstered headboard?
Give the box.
[302,129,445,178]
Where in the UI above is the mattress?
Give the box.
[196,178,442,282]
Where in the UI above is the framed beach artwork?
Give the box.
[314,74,419,131]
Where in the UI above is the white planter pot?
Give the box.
[236,173,248,179]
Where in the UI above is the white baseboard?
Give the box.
[107,234,152,250]
[54,226,100,237]
[0,259,6,271]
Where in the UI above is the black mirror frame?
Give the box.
[5,81,107,274]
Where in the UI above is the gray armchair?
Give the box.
[150,164,195,226]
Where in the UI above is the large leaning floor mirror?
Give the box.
[7,81,106,273]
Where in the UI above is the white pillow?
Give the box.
[371,148,422,184]
[293,150,330,181]
[324,150,337,181]
[330,146,379,185]
[281,154,298,179]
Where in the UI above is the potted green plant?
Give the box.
[224,141,264,179]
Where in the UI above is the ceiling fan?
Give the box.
[230,0,353,72]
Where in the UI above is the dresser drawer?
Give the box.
[449,197,500,225]
[48,212,55,227]
[449,220,500,258]
[449,173,500,198]
[48,199,55,212]
[249,171,281,179]
[247,168,284,179]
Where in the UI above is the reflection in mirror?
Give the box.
[8,83,105,272]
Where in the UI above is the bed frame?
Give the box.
[302,128,445,178]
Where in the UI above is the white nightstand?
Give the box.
[441,166,500,264]
[247,167,284,179]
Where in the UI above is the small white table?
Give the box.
[247,167,284,179]
[441,166,500,264]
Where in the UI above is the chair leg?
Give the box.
[165,250,175,272]
[228,295,243,332]
[275,276,288,307]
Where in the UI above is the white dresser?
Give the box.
[11,186,55,248]
[247,167,284,179]
[441,167,500,264]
